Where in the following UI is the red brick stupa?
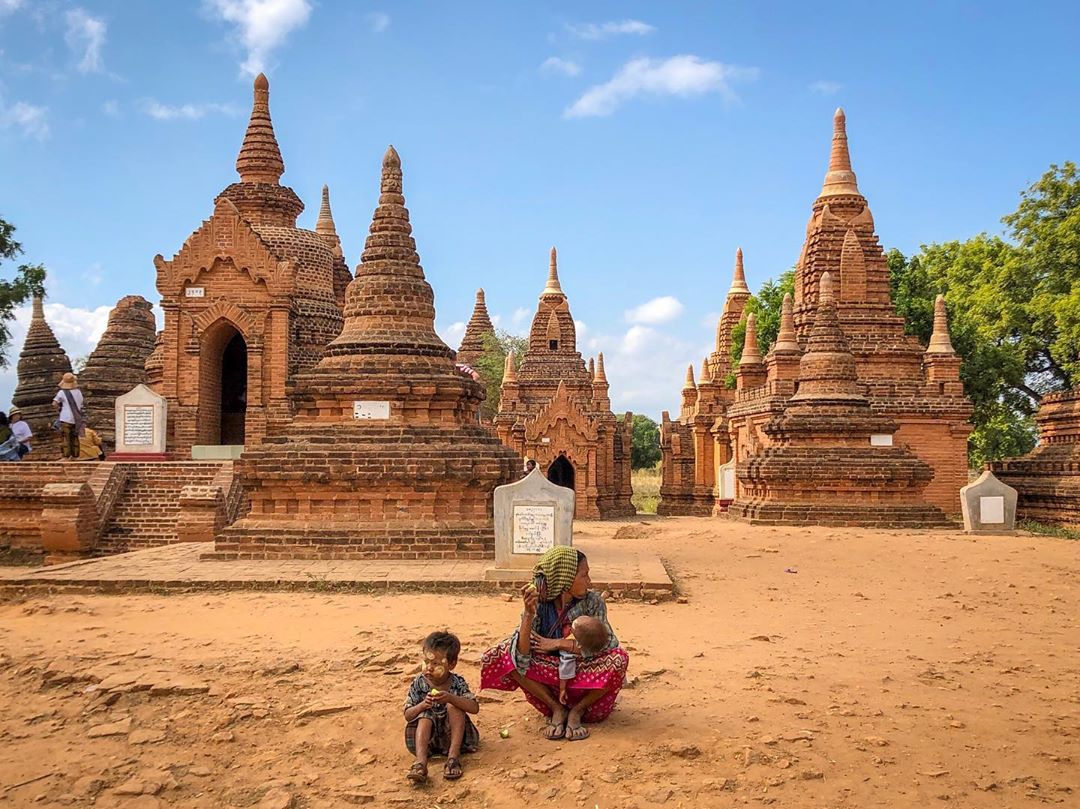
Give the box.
[213,146,520,559]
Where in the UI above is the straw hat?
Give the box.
[8,407,21,418]
[59,372,78,390]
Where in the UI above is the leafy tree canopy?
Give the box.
[725,270,795,387]
[473,330,528,421]
[617,413,661,470]
[0,216,47,368]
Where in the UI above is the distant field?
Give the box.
[632,464,660,514]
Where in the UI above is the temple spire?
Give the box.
[927,294,956,354]
[700,357,712,383]
[683,363,696,390]
[595,352,608,384]
[316,184,338,238]
[503,351,517,382]
[31,293,44,320]
[235,73,285,184]
[740,313,763,366]
[729,247,750,295]
[820,107,860,198]
[773,293,800,353]
[543,246,563,295]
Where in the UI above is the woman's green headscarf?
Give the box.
[533,546,580,602]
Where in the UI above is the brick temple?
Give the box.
[660,109,972,523]
[991,388,1080,528]
[209,145,521,559]
[12,295,72,460]
[494,248,634,519]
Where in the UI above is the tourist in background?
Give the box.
[0,412,18,461]
[77,426,106,461]
[53,372,84,460]
[8,408,32,459]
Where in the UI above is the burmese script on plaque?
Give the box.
[123,405,155,446]
[512,504,555,555]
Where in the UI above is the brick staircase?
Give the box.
[99,463,225,554]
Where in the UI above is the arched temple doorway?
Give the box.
[200,323,248,446]
[547,455,575,491]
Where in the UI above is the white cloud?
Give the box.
[566,19,654,40]
[438,321,466,348]
[512,307,531,326]
[0,98,49,139]
[65,8,107,74]
[624,295,684,325]
[0,301,114,408]
[565,55,758,118]
[490,313,502,328]
[540,56,581,77]
[0,0,24,15]
[367,11,390,33]
[204,0,313,77]
[141,99,240,120]
[102,99,120,116]
[810,80,842,95]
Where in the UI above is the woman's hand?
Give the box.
[521,584,538,616]
[530,631,564,654]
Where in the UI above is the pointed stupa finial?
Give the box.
[503,351,517,382]
[728,246,750,295]
[380,145,403,196]
[31,294,44,320]
[740,313,763,366]
[543,246,563,295]
[820,271,836,305]
[927,294,956,354]
[588,357,595,377]
[700,357,712,384]
[475,288,486,305]
[819,107,860,198]
[595,352,608,384]
[235,72,285,184]
[683,363,696,390]
[772,293,800,353]
[316,184,338,237]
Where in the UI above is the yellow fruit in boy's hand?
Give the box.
[525,584,537,593]
[429,689,441,696]
[500,728,510,739]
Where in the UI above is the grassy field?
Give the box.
[631,463,661,514]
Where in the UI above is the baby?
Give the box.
[403,630,480,784]
[558,615,610,705]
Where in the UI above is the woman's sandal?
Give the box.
[406,761,428,784]
[542,720,566,740]
[564,723,590,741]
[444,757,464,780]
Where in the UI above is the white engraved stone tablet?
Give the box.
[353,401,390,420]
[512,504,555,555]
[980,495,1005,524]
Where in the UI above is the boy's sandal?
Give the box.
[443,757,463,780]
[406,761,428,783]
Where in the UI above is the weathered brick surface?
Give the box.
[12,296,72,461]
[0,463,97,552]
[210,146,520,560]
[660,109,972,520]
[494,249,634,519]
[456,288,495,367]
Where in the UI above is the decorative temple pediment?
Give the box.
[192,298,257,340]
[155,197,295,298]
[525,382,598,443]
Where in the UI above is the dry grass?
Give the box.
[631,463,661,514]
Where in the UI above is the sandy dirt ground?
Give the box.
[0,517,1077,808]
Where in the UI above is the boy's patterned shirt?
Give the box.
[403,672,475,718]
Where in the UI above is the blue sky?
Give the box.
[2,1,1078,419]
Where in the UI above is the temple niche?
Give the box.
[152,74,343,456]
[494,248,634,519]
[659,109,973,523]
[991,389,1080,528]
[210,146,521,559]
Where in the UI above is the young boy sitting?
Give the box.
[403,630,480,784]
[558,615,610,705]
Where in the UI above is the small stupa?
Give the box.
[12,295,72,459]
[456,289,496,367]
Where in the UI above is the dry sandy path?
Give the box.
[0,518,1077,808]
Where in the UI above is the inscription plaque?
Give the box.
[185,286,205,298]
[512,504,556,554]
[979,495,1005,524]
[353,401,390,420]
[122,405,155,446]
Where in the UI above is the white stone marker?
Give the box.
[959,470,1018,534]
[486,466,574,580]
[113,384,168,458]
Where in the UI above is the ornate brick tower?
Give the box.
[495,248,634,518]
[79,295,157,451]
[12,295,72,459]
[315,184,353,312]
[211,146,521,559]
[729,273,949,526]
[456,289,496,367]
[152,74,344,455]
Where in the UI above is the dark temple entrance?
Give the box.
[219,332,247,445]
[547,455,575,490]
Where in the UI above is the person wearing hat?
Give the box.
[53,372,85,460]
[8,408,32,459]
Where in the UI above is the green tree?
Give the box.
[617,413,661,470]
[473,330,528,421]
[0,216,47,367]
[725,270,795,387]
